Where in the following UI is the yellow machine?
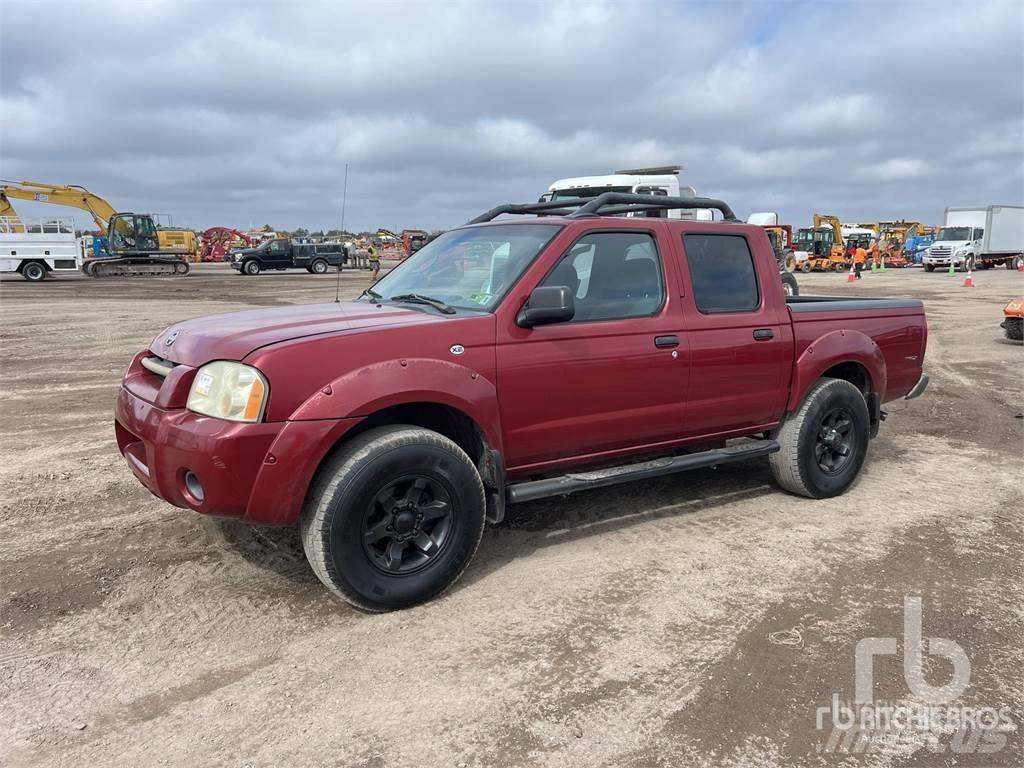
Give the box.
[876,220,923,267]
[795,214,850,272]
[0,181,198,259]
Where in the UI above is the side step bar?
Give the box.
[506,439,779,504]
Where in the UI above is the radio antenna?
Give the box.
[335,163,349,303]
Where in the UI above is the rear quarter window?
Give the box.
[682,234,761,314]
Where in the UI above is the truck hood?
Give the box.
[152,301,450,366]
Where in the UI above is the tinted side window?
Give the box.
[541,232,664,322]
[683,234,760,313]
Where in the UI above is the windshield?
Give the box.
[368,224,561,311]
[938,227,976,241]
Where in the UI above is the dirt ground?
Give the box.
[1,262,1022,767]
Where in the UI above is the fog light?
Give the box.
[184,471,204,502]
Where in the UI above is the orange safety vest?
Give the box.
[854,248,867,264]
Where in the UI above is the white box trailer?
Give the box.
[924,206,1024,271]
[0,216,82,281]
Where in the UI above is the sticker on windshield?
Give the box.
[468,293,492,305]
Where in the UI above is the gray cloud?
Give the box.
[2,0,1022,232]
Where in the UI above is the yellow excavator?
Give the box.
[0,181,196,276]
[794,214,850,272]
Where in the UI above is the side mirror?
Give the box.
[517,285,575,327]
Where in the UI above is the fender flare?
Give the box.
[288,357,504,452]
[787,329,887,412]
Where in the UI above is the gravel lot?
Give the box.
[2,263,1022,767]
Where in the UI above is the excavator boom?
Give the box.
[0,181,117,231]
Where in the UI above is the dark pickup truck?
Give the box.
[230,238,347,275]
[116,193,928,611]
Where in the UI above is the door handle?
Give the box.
[753,328,774,341]
[654,335,680,349]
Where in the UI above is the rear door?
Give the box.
[496,225,689,471]
[673,227,792,436]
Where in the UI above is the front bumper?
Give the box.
[904,373,929,400]
[230,260,242,271]
[114,385,358,524]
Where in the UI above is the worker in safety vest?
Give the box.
[854,245,867,279]
[368,244,380,280]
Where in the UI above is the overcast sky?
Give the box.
[2,0,1022,233]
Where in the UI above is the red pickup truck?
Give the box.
[115,193,928,610]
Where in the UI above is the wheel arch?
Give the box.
[787,330,887,414]
[308,400,505,525]
[17,259,50,273]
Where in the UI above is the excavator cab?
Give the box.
[108,213,160,255]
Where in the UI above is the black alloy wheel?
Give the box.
[362,475,454,574]
[814,407,857,475]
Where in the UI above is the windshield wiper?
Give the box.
[388,293,456,314]
[360,288,382,303]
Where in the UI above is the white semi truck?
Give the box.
[0,216,82,281]
[923,206,1024,272]
[542,165,713,220]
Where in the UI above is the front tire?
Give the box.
[300,426,486,611]
[243,259,261,275]
[1005,317,1023,341]
[924,264,935,272]
[769,377,870,499]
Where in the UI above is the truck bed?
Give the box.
[785,295,927,403]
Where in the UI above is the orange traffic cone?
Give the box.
[846,264,856,283]
[962,269,974,288]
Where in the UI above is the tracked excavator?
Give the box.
[0,181,193,276]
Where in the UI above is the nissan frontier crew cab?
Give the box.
[115,193,929,611]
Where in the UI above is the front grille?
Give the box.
[141,356,176,378]
[929,246,952,257]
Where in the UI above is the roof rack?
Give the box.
[467,192,738,225]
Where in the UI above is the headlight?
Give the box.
[187,361,268,422]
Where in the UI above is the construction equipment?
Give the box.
[199,227,254,262]
[0,181,194,275]
[874,221,922,267]
[1001,298,1024,341]
[401,229,428,258]
[794,214,849,272]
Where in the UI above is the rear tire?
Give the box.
[310,258,329,274]
[300,426,486,611]
[174,261,190,275]
[769,377,870,499]
[1005,317,1023,341]
[243,259,260,275]
[780,272,799,297]
[21,261,46,282]
[1008,255,1023,271]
